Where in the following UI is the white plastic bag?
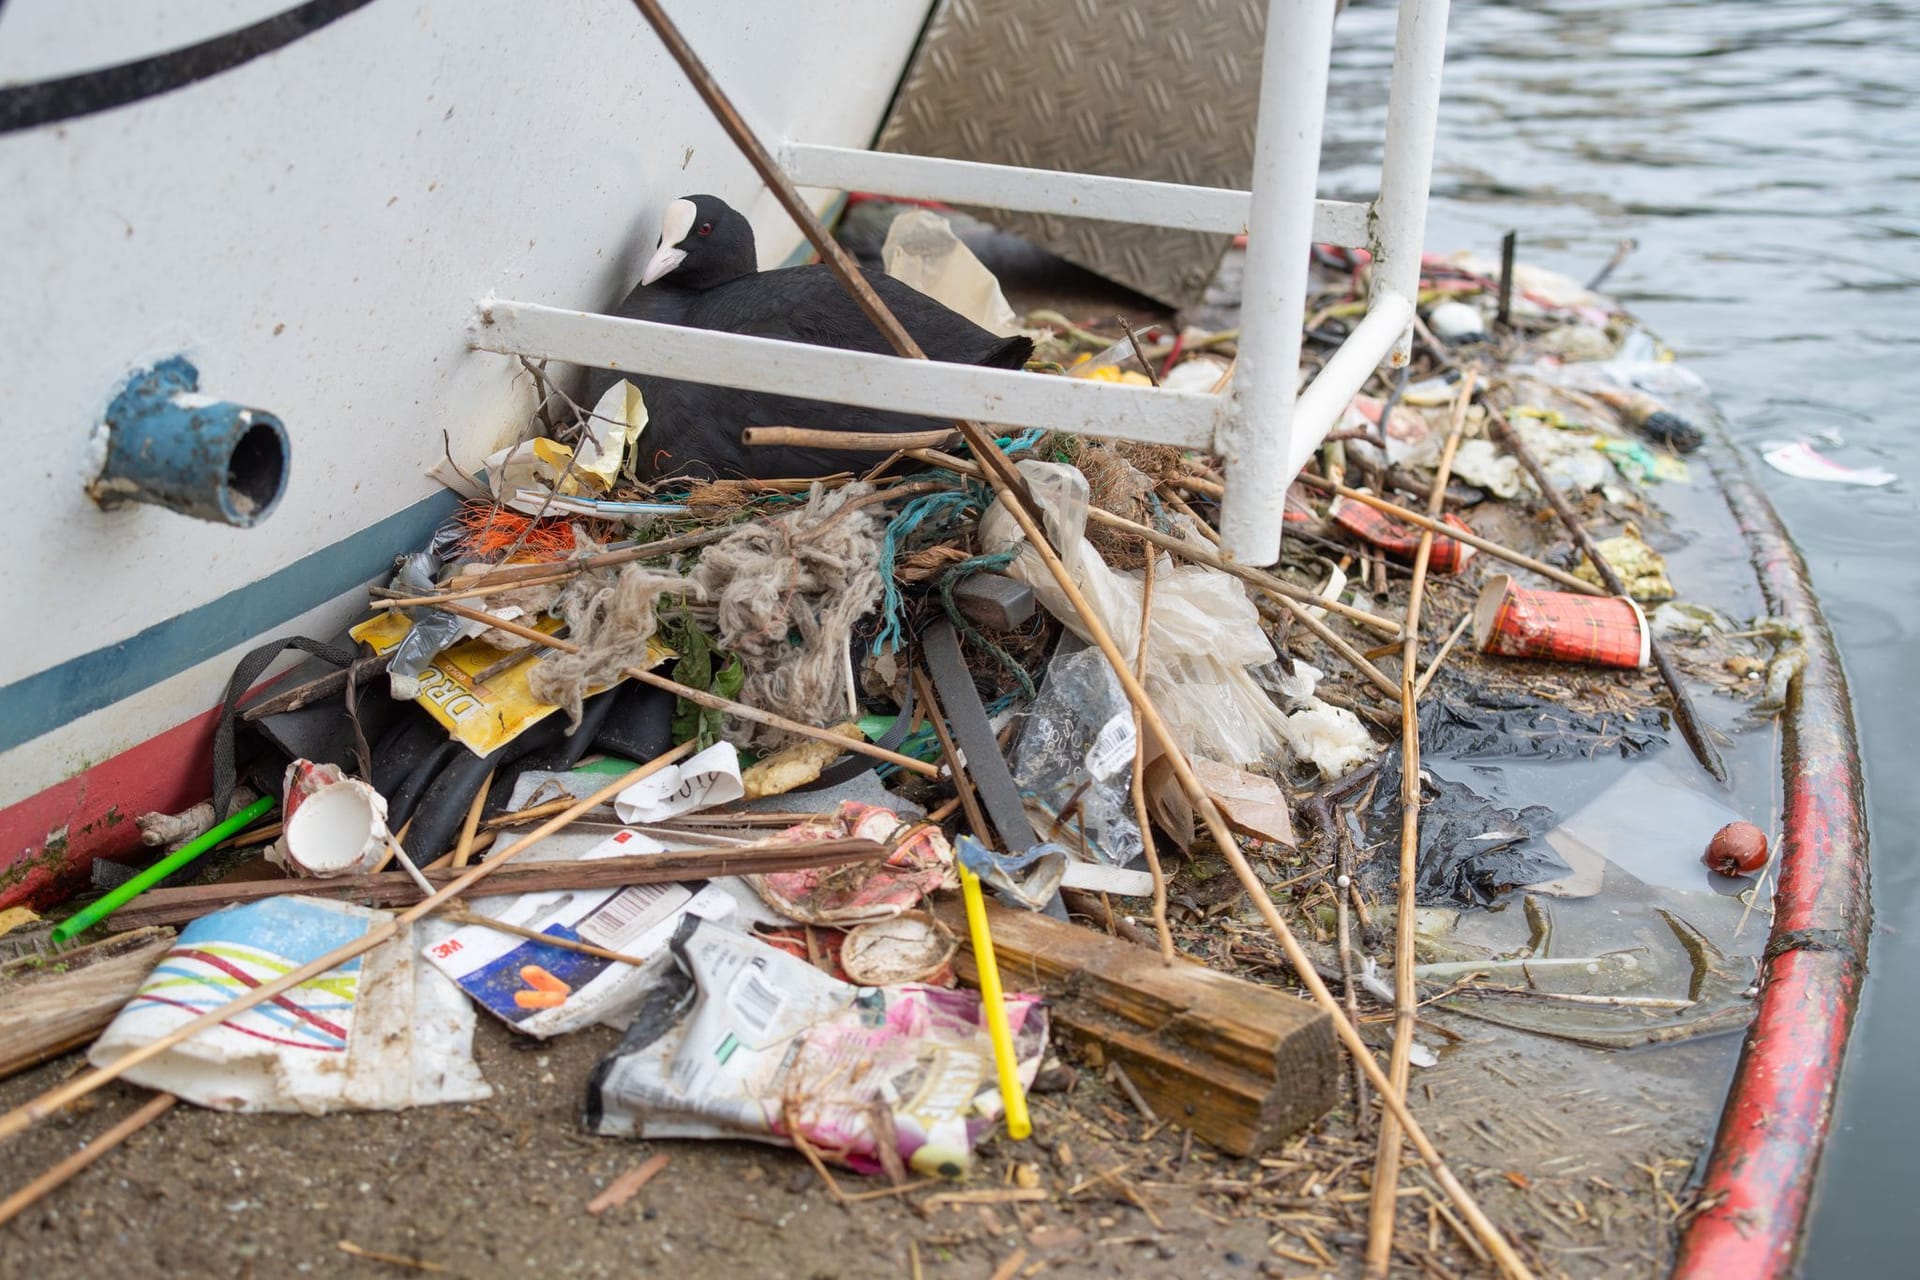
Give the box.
[978,461,1293,766]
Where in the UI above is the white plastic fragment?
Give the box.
[1427,300,1486,342]
[1281,699,1378,780]
[1059,860,1156,897]
[612,741,745,823]
[882,208,1024,337]
[1760,440,1896,487]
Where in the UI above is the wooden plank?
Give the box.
[106,840,887,932]
[0,927,175,1080]
[932,899,1337,1155]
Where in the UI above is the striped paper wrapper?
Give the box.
[1473,574,1649,669]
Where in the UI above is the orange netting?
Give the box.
[451,502,578,561]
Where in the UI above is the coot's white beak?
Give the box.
[640,244,686,285]
[640,198,698,285]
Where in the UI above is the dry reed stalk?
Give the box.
[1366,371,1474,1277]
[1129,551,1175,964]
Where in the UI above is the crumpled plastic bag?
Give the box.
[883,209,1024,337]
[979,461,1292,767]
[1359,755,1567,906]
[1573,523,1676,602]
[1418,683,1666,761]
[1011,646,1144,865]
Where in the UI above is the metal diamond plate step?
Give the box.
[876,0,1268,309]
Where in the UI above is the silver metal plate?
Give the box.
[875,0,1267,308]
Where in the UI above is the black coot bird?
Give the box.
[583,194,1032,480]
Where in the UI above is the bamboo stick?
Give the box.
[898,447,1402,641]
[910,670,991,849]
[1086,506,1403,637]
[377,571,581,610]
[742,426,958,451]
[451,768,494,869]
[428,524,738,597]
[1086,505,1402,701]
[438,904,648,966]
[1367,371,1473,1277]
[1130,551,1175,964]
[623,667,940,778]
[1293,473,1605,596]
[0,745,694,1144]
[620,8,1531,1270]
[374,596,939,781]
[1414,611,1473,701]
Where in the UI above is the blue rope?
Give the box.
[996,427,1046,456]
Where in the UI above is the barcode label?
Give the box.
[730,966,782,1037]
[577,882,677,950]
[1084,710,1137,780]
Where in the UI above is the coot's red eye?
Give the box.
[697,222,713,236]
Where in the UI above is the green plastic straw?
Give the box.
[50,795,276,944]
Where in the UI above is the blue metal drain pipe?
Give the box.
[88,356,288,527]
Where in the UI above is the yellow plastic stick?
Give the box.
[958,863,1032,1141]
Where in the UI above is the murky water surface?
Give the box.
[1325,1,1918,1270]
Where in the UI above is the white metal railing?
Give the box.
[469,0,1451,565]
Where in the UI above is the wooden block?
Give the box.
[105,840,887,932]
[932,898,1337,1155]
[0,927,175,1081]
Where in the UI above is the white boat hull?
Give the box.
[0,0,933,904]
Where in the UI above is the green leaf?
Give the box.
[662,611,742,750]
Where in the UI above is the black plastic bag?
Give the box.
[1358,753,1567,906]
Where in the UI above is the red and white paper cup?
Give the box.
[1330,497,1478,573]
[1473,574,1649,669]
[268,759,396,878]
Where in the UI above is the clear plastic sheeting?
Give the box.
[1010,646,1143,866]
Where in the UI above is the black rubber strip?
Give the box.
[921,619,1035,851]
[1763,927,1861,967]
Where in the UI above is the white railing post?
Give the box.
[1217,0,1338,566]
[1371,0,1452,368]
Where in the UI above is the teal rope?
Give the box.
[873,484,980,653]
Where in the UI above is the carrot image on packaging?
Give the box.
[515,965,571,1010]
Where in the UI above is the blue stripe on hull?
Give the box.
[0,491,459,755]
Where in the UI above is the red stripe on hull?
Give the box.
[0,707,220,912]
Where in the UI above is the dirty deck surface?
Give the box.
[0,944,1725,1280]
